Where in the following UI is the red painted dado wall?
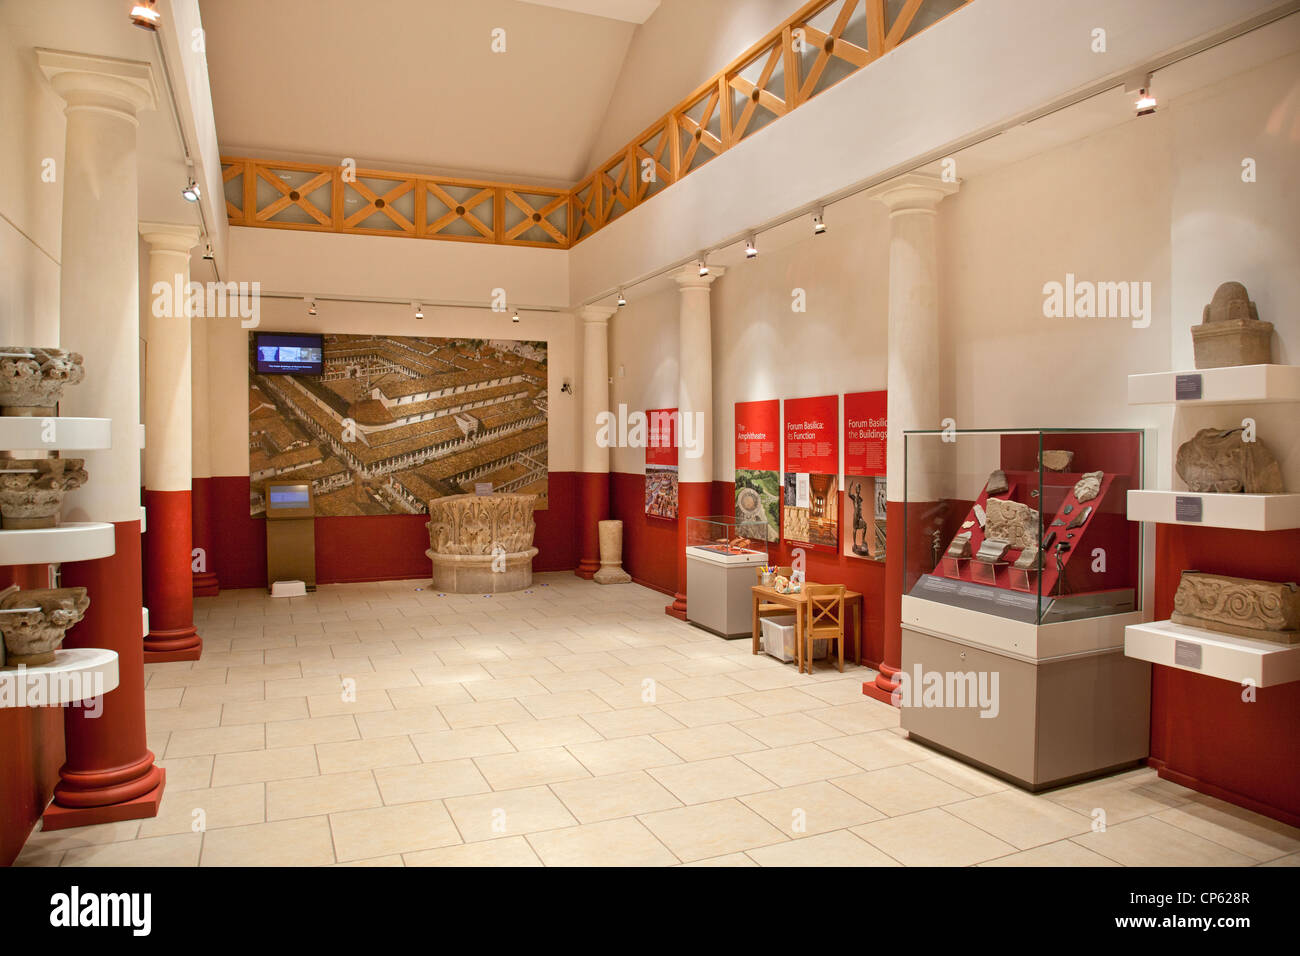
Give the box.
[1148,523,1300,827]
[0,564,66,866]
[200,472,579,590]
[610,473,887,661]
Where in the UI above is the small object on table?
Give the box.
[973,503,986,529]
[1041,530,1056,551]
[1050,519,1064,527]
[1063,504,1073,515]
[986,469,1009,496]
[1040,450,1074,472]
[1073,471,1104,503]
[1066,505,1092,530]
[961,520,973,530]
[975,538,1010,563]
[946,531,972,559]
[1013,546,1039,571]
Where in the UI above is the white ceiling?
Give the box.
[198,0,640,186]
[516,0,660,24]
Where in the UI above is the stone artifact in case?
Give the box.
[1175,426,1284,494]
[1192,281,1273,369]
[1171,571,1299,644]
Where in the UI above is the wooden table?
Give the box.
[750,584,863,674]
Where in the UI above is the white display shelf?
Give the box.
[0,416,112,450]
[0,647,119,706]
[1127,489,1300,531]
[142,606,149,639]
[0,522,116,565]
[685,545,769,567]
[1125,619,1300,687]
[1127,364,1300,406]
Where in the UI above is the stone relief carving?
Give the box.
[1192,281,1274,369]
[0,347,85,414]
[1175,427,1283,494]
[1040,450,1074,472]
[985,469,1009,496]
[1171,571,1299,644]
[1073,471,1104,503]
[984,497,1039,551]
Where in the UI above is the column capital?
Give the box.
[579,304,617,325]
[140,221,202,254]
[864,173,958,214]
[36,49,158,119]
[674,264,726,290]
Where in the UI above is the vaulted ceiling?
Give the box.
[198,0,649,186]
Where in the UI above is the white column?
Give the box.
[38,49,158,523]
[865,174,958,502]
[140,223,201,492]
[579,305,615,475]
[675,265,725,485]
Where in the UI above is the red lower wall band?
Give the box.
[142,488,202,662]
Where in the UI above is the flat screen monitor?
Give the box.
[255,332,323,375]
[264,481,314,519]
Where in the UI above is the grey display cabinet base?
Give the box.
[900,626,1151,791]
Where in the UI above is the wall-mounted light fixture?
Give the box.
[130,1,161,30]
[744,235,758,259]
[181,180,201,202]
[413,302,424,320]
[306,297,317,316]
[616,290,626,308]
[812,207,826,235]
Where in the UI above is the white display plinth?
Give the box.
[0,522,116,564]
[1124,619,1300,687]
[1127,364,1300,406]
[0,416,112,450]
[0,647,119,706]
[1126,490,1300,531]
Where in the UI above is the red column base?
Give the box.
[144,624,203,663]
[665,593,687,621]
[575,560,598,580]
[43,770,166,831]
[192,571,220,597]
[863,661,902,706]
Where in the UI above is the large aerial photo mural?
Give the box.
[249,333,548,517]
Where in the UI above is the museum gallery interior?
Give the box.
[0,0,1297,870]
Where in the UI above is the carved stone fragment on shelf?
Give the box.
[946,531,971,559]
[1171,571,1300,644]
[425,493,539,593]
[1192,281,1273,369]
[0,347,85,415]
[1175,427,1284,494]
[1073,471,1103,503]
[0,584,90,667]
[972,503,986,529]
[1040,450,1074,472]
[975,538,1010,563]
[984,497,1039,550]
[986,469,1009,496]
[1013,546,1039,571]
[0,457,88,529]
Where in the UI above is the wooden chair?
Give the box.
[804,584,846,674]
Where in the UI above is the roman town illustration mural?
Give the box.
[249,333,548,517]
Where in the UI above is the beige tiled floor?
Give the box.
[17,574,1300,867]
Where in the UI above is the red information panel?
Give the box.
[783,396,839,549]
[843,390,887,477]
[734,400,780,543]
[644,408,678,520]
[843,390,887,561]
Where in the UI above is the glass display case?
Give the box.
[685,515,769,564]
[903,427,1144,627]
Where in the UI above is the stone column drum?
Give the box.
[594,519,631,584]
[426,493,539,593]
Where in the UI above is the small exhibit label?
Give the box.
[1174,639,1203,669]
[474,482,493,495]
[1174,373,1204,401]
[1175,495,1203,522]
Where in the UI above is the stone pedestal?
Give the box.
[594,519,631,584]
[426,493,539,593]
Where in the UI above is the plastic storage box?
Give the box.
[759,615,827,663]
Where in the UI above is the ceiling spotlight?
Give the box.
[744,236,757,259]
[698,259,709,277]
[202,243,214,261]
[414,302,424,320]
[306,298,317,316]
[812,208,826,236]
[1135,86,1157,116]
[130,1,161,30]
[616,290,627,308]
[512,311,520,323]
[181,180,201,202]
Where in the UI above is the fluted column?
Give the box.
[191,308,220,596]
[37,49,166,828]
[863,173,957,704]
[668,264,724,619]
[576,306,615,579]
[140,222,203,661]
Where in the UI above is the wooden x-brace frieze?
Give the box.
[571,178,600,238]
[343,177,415,232]
[222,162,246,222]
[256,165,332,226]
[633,122,673,202]
[426,183,494,239]
[727,42,789,142]
[796,0,872,104]
[676,89,724,170]
[503,191,567,245]
[600,151,635,220]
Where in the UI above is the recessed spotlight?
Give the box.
[306,298,317,316]
[181,180,201,202]
[616,290,626,308]
[130,1,160,30]
[744,235,757,259]
[812,208,826,236]
[414,302,424,320]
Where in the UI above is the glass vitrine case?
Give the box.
[685,516,768,640]
[904,427,1144,627]
[685,515,769,564]
[898,428,1152,791]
